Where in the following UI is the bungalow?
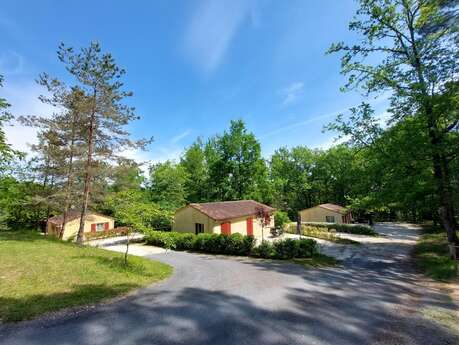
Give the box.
[173,200,275,238]
[47,210,114,241]
[299,203,353,224]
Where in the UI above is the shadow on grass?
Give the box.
[414,231,458,281]
[0,283,139,323]
[0,231,50,242]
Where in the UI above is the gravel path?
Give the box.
[0,223,457,345]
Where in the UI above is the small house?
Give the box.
[173,200,275,238]
[299,203,352,224]
[47,210,114,241]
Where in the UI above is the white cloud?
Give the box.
[183,0,254,75]
[261,109,340,139]
[313,135,349,150]
[280,81,304,105]
[2,79,55,154]
[170,129,191,144]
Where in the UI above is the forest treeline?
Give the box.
[0,0,457,244]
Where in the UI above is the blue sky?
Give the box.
[0,0,389,163]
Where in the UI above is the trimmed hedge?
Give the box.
[144,230,317,259]
[84,227,129,240]
[254,238,317,259]
[288,222,377,236]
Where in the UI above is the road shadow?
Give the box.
[1,284,457,345]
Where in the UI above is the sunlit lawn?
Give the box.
[0,231,172,322]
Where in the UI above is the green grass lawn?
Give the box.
[0,231,172,322]
[414,227,458,281]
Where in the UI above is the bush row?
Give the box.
[84,227,129,240]
[255,238,318,259]
[287,222,376,236]
[144,231,317,259]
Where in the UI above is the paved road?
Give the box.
[0,223,457,345]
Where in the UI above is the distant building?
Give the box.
[173,200,275,237]
[47,210,114,241]
[299,203,352,224]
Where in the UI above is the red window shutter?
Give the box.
[221,222,231,235]
[104,222,109,231]
[91,223,96,233]
[246,217,253,236]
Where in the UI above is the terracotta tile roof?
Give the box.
[188,200,275,221]
[47,210,112,225]
[318,203,349,214]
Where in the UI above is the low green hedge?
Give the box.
[144,231,317,259]
[287,222,377,236]
[84,227,129,241]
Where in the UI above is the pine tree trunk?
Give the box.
[76,93,96,244]
[60,113,78,240]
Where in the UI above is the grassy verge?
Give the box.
[0,231,172,322]
[292,254,338,268]
[414,227,458,281]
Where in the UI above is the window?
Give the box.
[325,216,335,223]
[96,223,106,231]
[195,223,204,234]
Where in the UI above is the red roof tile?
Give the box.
[318,203,349,214]
[47,210,112,225]
[188,200,275,221]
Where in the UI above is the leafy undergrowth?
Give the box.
[414,228,458,281]
[292,254,338,268]
[0,231,172,322]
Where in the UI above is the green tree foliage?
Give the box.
[148,161,188,211]
[0,75,21,172]
[103,190,173,231]
[180,138,209,202]
[56,42,150,243]
[110,158,144,193]
[328,0,459,243]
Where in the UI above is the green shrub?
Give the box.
[274,211,290,229]
[84,227,129,241]
[300,222,376,236]
[193,233,213,252]
[174,233,194,250]
[254,240,275,258]
[273,238,299,259]
[242,235,257,256]
[145,230,316,260]
[297,238,318,257]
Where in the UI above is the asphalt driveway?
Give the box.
[0,223,457,345]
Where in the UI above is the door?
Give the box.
[246,217,253,236]
[221,222,231,235]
